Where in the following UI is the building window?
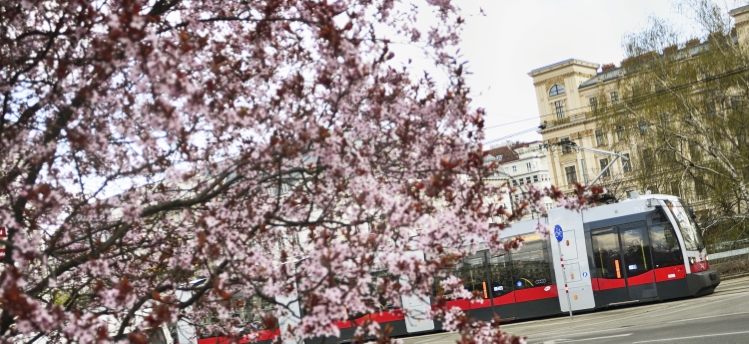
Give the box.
[497,154,503,161]
[599,158,611,177]
[519,178,524,185]
[660,113,670,129]
[641,148,654,172]
[526,162,532,172]
[730,96,742,110]
[670,181,680,197]
[526,177,531,184]
[595,129,606,146]
[560,137,573,154]
[589,97,598,112]
[512,165,517,173]
[554,100,565,118]
[695,179,707,198]
[639,121,648,135]
[565,166,577,185]
[622,153,632,173]
[616,126,626,140]
[512,180,517,186]
[533,175,539,183]
[706,101,716,115]
[549,84,565,97]
[689,144,702,162]
[610,91,619,105]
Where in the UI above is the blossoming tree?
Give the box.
[0,0,599,343]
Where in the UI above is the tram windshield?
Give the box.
[664,200,704,251]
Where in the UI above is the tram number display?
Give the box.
[493,286,504,292]
[534,279,547,285]
[628,264,637,270]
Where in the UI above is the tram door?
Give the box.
[591,222,657,304]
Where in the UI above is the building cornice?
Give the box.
[528,59,600,77]
[533,71,597,87]
[539,116,596,134]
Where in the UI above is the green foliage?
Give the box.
[600,0,749,243]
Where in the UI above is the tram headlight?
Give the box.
[688,257,696,265]
[706,255,709,262]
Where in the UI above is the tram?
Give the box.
[191,192,720,344]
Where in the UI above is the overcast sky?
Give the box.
[456,0,741,147]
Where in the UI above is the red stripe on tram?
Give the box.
[626,271,656,286]
[653,266,687,282]
[593,277,626,291]
[514,284,558,302]
[492,291,517,306]
[353,309,405,325]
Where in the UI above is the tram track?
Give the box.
[505,278,749,339]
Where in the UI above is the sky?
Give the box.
[455,0,741,147]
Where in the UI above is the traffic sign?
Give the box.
[554,225,563,242]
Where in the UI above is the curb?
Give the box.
[721,272,749,281]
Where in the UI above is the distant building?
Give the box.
[484,141,554,220]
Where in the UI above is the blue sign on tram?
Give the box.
[554,224,564,242]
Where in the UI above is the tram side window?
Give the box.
[370,270,396,310]
[619,222,653,277]
[591,228,622,279]
[487,253,513,297]
[509,237,553,289]
[431,254,489,300]
[650,223,683,268]
[458,254,490,299]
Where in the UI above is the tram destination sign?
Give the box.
[554,225,563,242]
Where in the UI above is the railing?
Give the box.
[542,109,597,130]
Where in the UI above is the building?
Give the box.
[527,58,636,200]
[526,6,749,238]
[484,141,554,220]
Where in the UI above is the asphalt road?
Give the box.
[401,276,749,344]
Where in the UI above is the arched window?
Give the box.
[549,84,565,97]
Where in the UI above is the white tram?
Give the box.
[194,193,720,344]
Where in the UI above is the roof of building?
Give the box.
[528,58,600,76]
[729,4,749,15]
[485,141,544,164]
[485,145,518,164]
[579,67,623,89]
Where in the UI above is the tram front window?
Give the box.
[665,200,705,251]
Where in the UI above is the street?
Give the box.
[401,276,749,344]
